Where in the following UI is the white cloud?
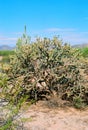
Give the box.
[80,31,88,34]
[44,28,76,33]
[0,28,88,46]
[26,28,88,45]
[12,32,23,35]
[61,32,88,45]
[0,40,16,46]
[7,38,17,41]
[0,32,22,46]
[39,28,88,45]
[0,36,18,46]
[0,37,17,41]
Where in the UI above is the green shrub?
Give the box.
[3,35,87,108]
[0,50,14,64]
[0,50,14,57]
[1,29,88,130]
[1,28,87,108]
[79,47,88,57]
[73,96,84,108]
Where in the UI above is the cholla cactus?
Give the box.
[4,32,88,108]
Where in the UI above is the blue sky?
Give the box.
[0,0,88,46]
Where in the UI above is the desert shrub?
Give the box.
[0,96,27,130]
[79,47,88,58]
[0,50,14,57]
[0,72,28,130]
[73,96,84,108]
[2,29,88,108]
[0,30,88,130]
[1,56,10,63]
[77,48,88,76]
[0,50,14,64]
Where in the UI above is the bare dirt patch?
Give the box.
[20,101,88,130]
[0,56,3,61]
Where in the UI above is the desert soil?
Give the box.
[0,56,3,61]
[19,101,88,130]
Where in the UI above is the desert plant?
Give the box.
[1,28,87,108]
[80,47,88,57]
[3,36,87,107]
[73,96,84,108]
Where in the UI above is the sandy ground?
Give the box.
[0,56,3,61]
[19,101,88,130]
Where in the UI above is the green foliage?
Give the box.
[73,96,84,109]
[0,27,87,110]
[79,47,88,57]
[0,29,88,130]
[0,50,14,56]
[0,73,8,98]
[0,50,14,64]
[0,77,28,130]
[78,47,88,75]
[2,34,87,108]
[0,97,27,130]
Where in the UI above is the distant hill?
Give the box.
[72,43,88,48]
[0,45,15,50]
